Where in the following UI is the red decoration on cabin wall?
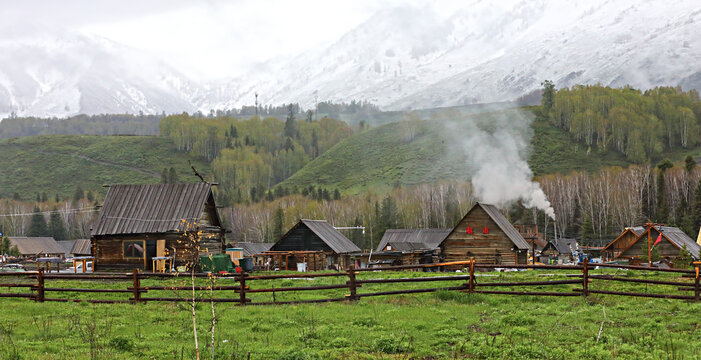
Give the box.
[466,227,473,234]
[483,227,489,234]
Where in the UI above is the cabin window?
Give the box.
[123,241,144,258]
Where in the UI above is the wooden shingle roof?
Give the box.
[300,220,361,254]
[477,203,530,250]
[273,219,361,254]
[91,183,219,236]
[8,237,64,256]
[376,229,452,252]
[71,239,92,255]
[236,242,274,257]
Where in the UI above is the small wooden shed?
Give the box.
[618,226,700,261]
[601,226,645,261]
[269,219,361,270]
[439,203,529,267]
[91,183,225,271]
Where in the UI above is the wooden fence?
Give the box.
[0,260,699,305]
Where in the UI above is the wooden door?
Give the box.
[157,239,166,257]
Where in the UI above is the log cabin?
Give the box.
[90,183,225,271]
[617,226,700,261]
[439,203,529,267]
[601,226,645,261]
[268,219,361,270]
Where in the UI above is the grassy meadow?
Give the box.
[0,269,700,359]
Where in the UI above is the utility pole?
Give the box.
[644,220,663,267]
[255,92,259,117]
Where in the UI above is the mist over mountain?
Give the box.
[1,0,700,118]
[0,32,200,118]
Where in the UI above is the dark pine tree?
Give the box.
[284,104,298,139]
[28,206,49,237]
[168,167,178,183]
[272,206,285,241]
[48,207,68,241]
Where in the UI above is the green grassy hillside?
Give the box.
[0,135,211,201]
[278,108,690,194]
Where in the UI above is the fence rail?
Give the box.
[0,260,699,304]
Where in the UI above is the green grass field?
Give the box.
[0,135,211,201]
[1,269,699,359]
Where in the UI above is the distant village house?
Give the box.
[266,219,361,271]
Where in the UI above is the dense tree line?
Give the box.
[222,182,474,247]
[0,198,96,240]
[544,84,701,162]
[222,160,701,255]
[160,113,353,205]
[0,113,162,138]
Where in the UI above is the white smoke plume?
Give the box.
[439,105,555,219]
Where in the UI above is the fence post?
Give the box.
[582,261,589,297]
[132,269,141,304]
[468,258,475,293]
[239,273,247,306]
[694,262,700,302]
[347,265,358,301]
[36,269,45,303]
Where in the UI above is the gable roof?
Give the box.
[618,226,700,260]
[602,226,645,252]
[91,183,220,236]
[275,219,361,254]
[386,241,435,252]
[57,240,75,256]
[7,237,64,256]
[443,203,529,250]
[71,239,92,255]
[376,229,451,252]
[543,238,579,254]
[654,226,700,259]
[236,242,274,257]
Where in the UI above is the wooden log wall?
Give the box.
[441,206,522,266]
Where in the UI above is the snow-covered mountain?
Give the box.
[219,0,701,111]
[0,32,201,118]
[2,0,701,117]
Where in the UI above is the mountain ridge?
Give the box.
[1,1,700,118]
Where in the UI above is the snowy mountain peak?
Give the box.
[1,1,701,117]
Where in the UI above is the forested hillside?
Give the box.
[545,84,701,162]
[159,111,354,204]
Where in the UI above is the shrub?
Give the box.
[109,336,134,352]
[433,290,486,304]
[351,318,378,328]
[373,337,402,354]
[435,328,462,338]
[500,313,536,326]
[328,337,351,348]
